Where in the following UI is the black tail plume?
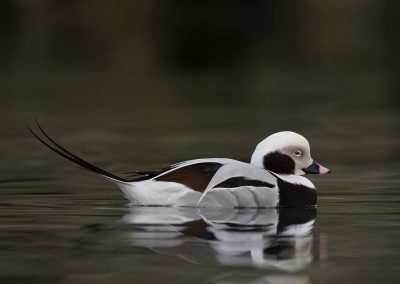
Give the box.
[27,119,130,183]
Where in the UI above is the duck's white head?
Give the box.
[250,131,330,176]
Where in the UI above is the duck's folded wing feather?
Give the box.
[152,158,236,192]
[197,163,279,208]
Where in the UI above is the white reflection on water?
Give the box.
[121,207,316,275]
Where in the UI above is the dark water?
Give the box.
[1,105,399,284]
[1,1,400,283]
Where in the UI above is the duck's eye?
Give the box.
[294,150,302,157]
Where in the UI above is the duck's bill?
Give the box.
[303,161,331,174]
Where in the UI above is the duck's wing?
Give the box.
[197,162,279,208]
[150,158,238,192]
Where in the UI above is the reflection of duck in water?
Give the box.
[29,121,330,207]
[121,207,317,272]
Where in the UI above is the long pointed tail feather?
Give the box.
[27,120,131,183]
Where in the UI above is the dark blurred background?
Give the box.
[0,0,399,180]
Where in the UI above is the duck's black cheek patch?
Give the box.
[263,152,295,175]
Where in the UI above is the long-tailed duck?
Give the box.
[28,120,330,208]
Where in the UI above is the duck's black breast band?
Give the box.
[263,152,295,175]
[277,179,317,207]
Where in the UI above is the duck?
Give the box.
[27,120,330,208]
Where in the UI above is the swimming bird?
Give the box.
[27,120,330,208]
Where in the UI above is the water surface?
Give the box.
[0,106,399,283]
